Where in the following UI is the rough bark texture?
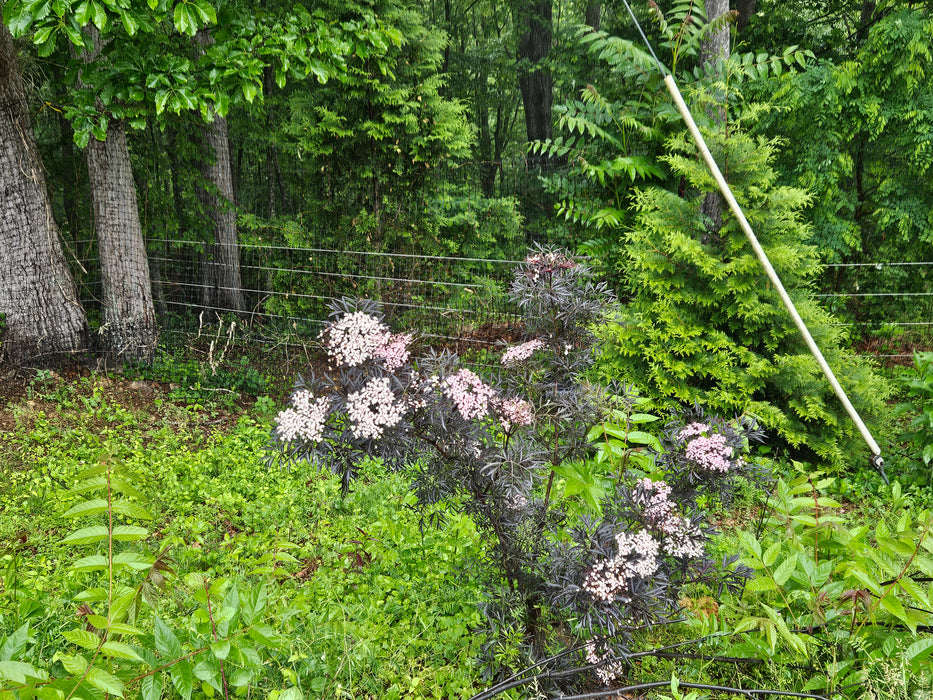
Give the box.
[0,22,88,364]
[584,1,601,31]
[80,26,157,364]
[698,0,731,238]
[514,0,553,164]
[195,28,244,315]
[197,113,245,314]
[85,120,158,364]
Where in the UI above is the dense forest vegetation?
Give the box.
[1,0,931,364]
[4,1,933,698]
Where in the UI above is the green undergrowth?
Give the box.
[0,384,487,699]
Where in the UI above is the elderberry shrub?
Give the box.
[270,246,766,692]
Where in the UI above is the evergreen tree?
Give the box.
[597,130,889,466]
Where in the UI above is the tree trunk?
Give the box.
[584,1,601,31]
[698,0,731,238]
[86,120,158,363]
[0,22,88,364]
[77,25,157,364]
[195,28,244,315]
[197,114,245,314]
[734,0,755,33]
[514,0,553,163]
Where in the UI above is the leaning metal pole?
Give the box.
[618,0,884,475]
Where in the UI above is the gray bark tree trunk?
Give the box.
[85,120,158,363]
[197,114,244,314]
[196,29,244,315]
[699,0,731,238]
[0,22,88,364]
[80,27,157,364]
[514,0,553,164]
[735,0,755,32]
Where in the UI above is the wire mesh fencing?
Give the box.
[815,261,933,364]
[67,232,933,364]
[72,238,526,351]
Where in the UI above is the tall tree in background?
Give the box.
[195,28,243,314]
[79,26,157,363]
[513,0,553,160]
[0,21,88,363]
[697,0,732,237]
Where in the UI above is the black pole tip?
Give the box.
[871,454,889,485]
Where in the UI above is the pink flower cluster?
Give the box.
[442,368,498,420]
[632,478,706,560]
[685,433,732,472]
[346,377,405,440]
[633,478,675,527]
[374,332,412,371]
[582,529,660,603]
[678,422,710,440]
[678,423,733,472]
[524,251,577,281]
[496,397,534,432]
[585,641,624,685]
[662,518,705,559]
[321,312,413,370]
[321,311,390,367]
[275,389,330,444]
[501,339,545,366]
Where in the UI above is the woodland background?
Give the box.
[1,0,932,367]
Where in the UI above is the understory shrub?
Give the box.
[707,473,933,696]
[271,247,767,693]
[596,129,890,468]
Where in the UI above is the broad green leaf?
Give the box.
[85,615,110,630]
[60,526,109,545]
[1,623,31,661]
[210,640,230,661]
[154,618,182,659]
[62,499,109,518]
[279,688,303,700]
[100,641,145,663]
[61,629,101,650]
[173,2,192,34]
[627,413,660,423]
[0,660,48,684]
[906,637,933,671]
[772,557,796,587]
[70,555,108,573]
[112,552,155,571]
[170,659,194,700]
[57,654,88,675]
[141,675,162,700]
[120,8,138,35]
[109,591,137,622]
[744,576,776,593]
[761,542,781,567]
[879,593,909,625]
[108,623,144,637]
[112,525,149,541]
[86,666,124,697]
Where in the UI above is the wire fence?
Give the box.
[814,261,933,362]
[73,238,526,350]
[68,234,933,363]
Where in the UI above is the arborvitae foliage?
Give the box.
[597,130,890,467]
